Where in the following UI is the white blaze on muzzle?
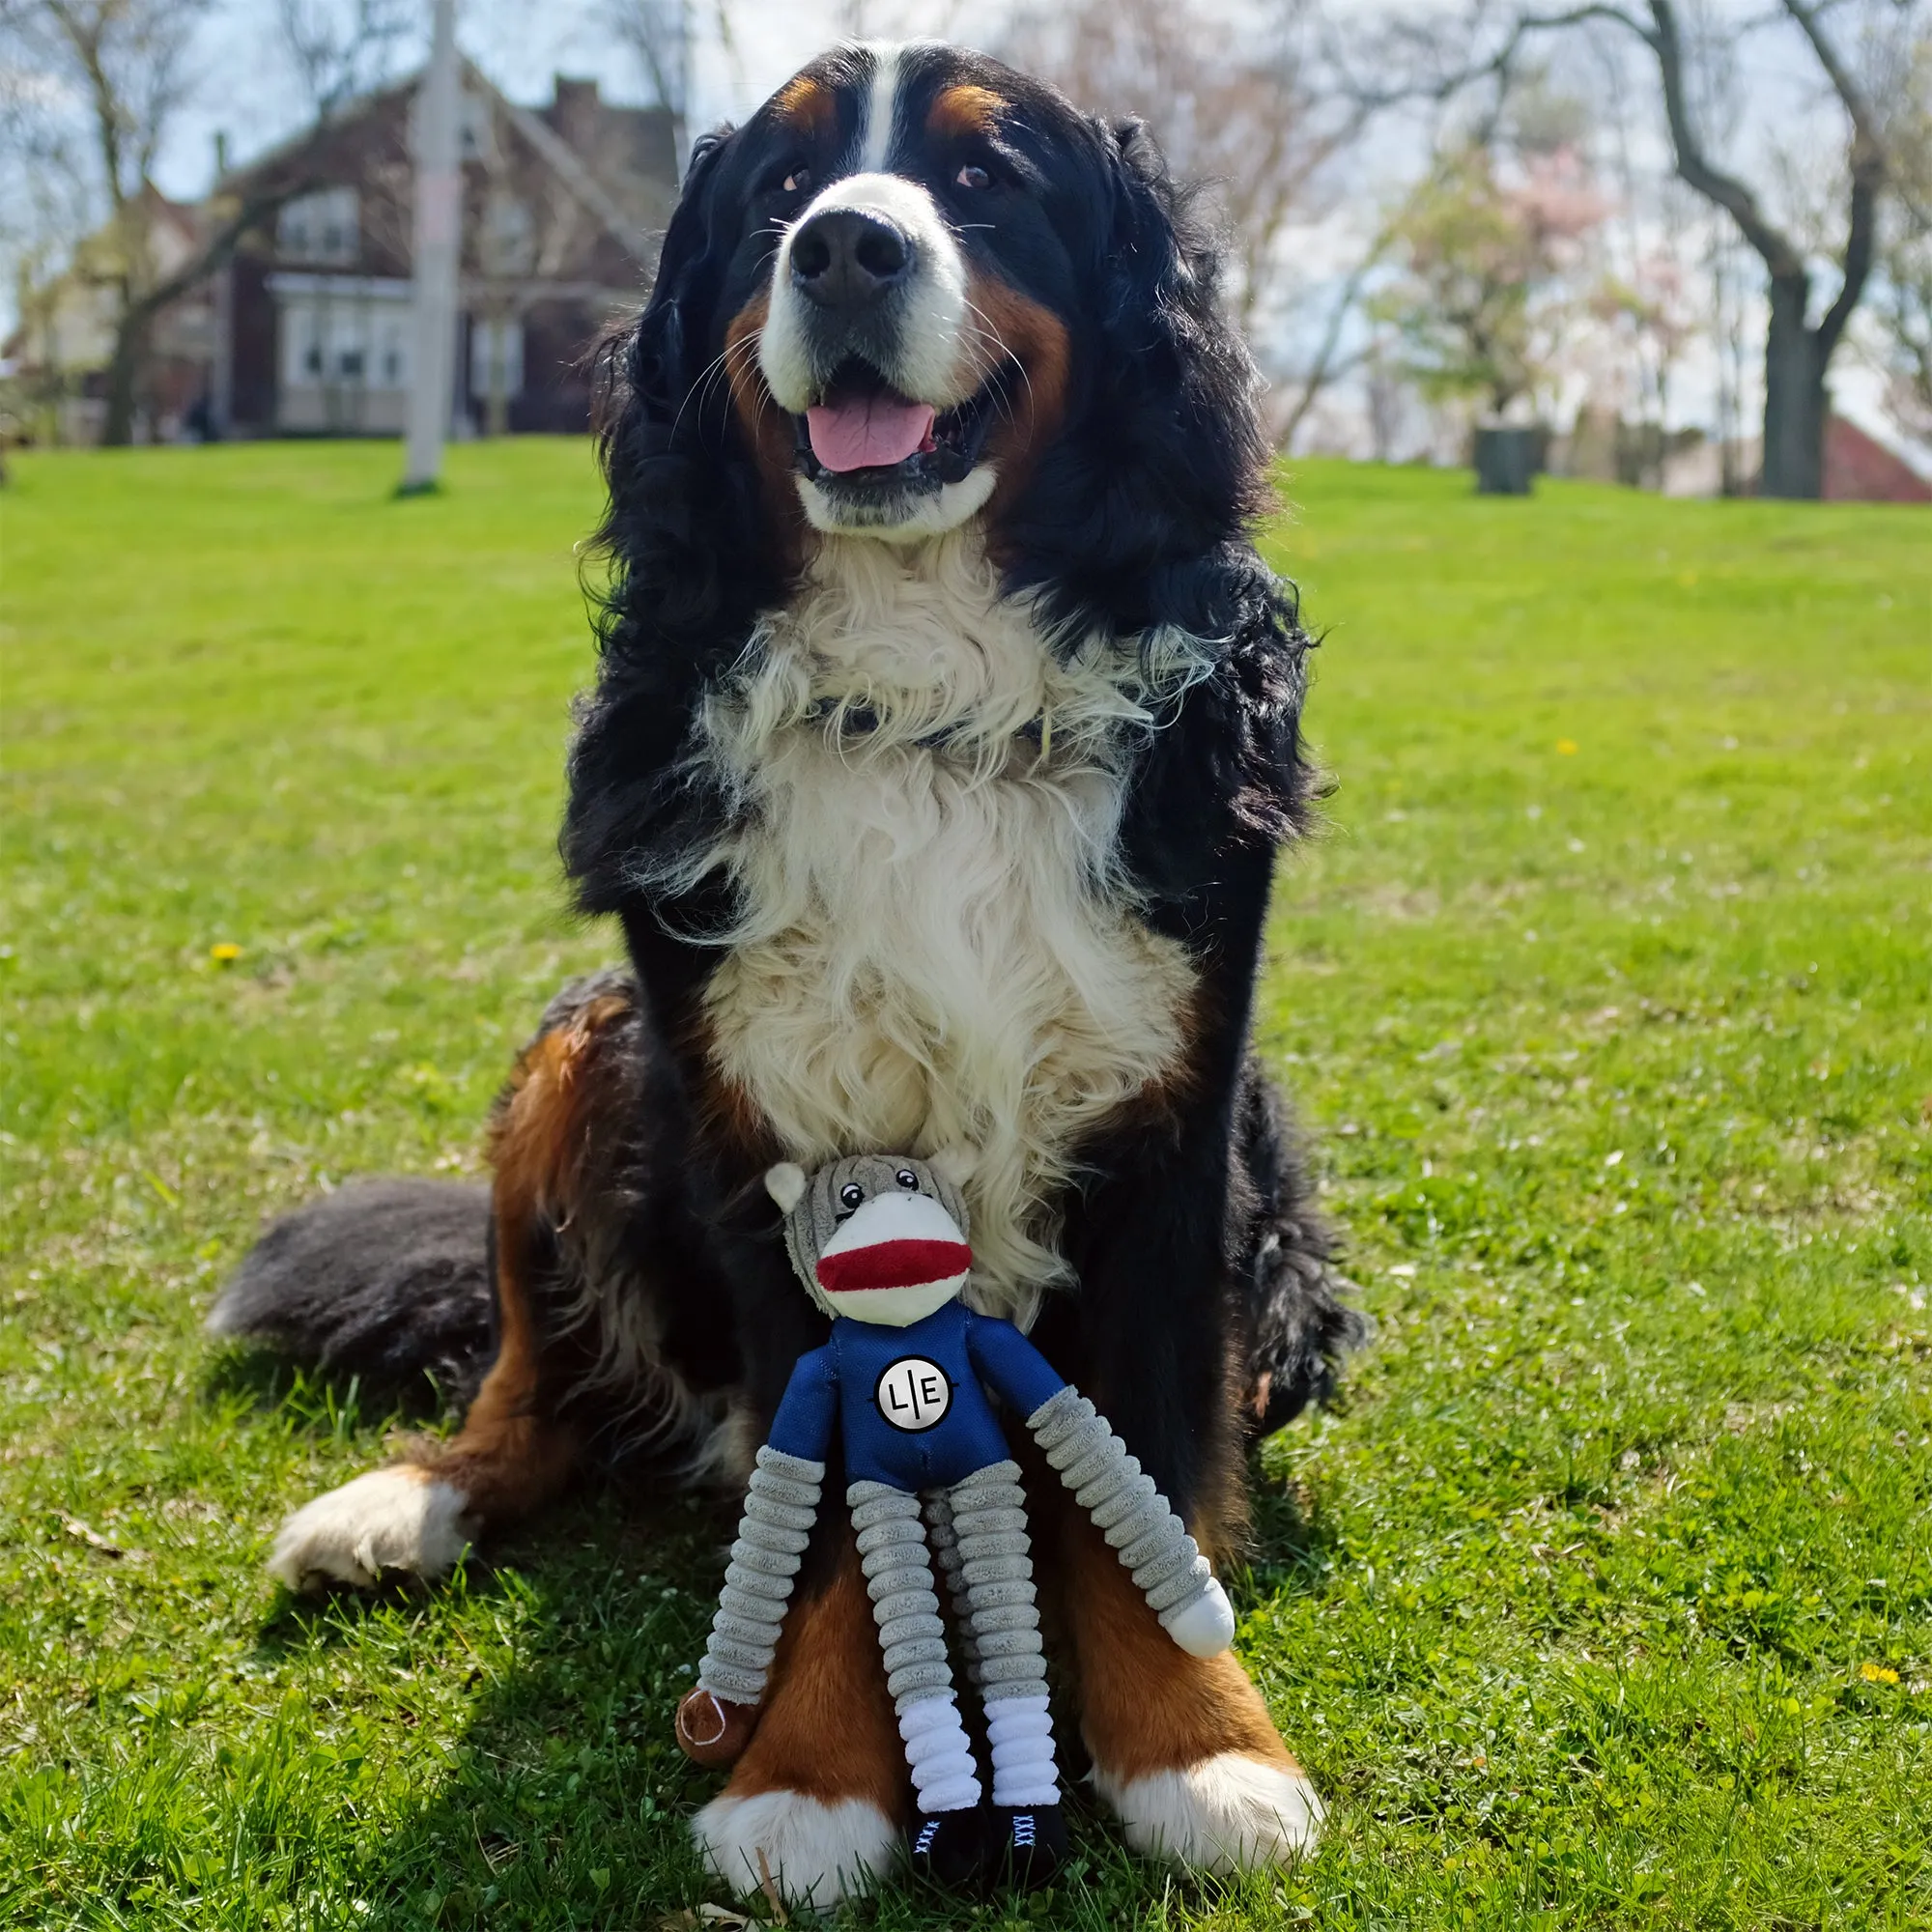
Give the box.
[812,1187,972,1327]
[758,171,974,413]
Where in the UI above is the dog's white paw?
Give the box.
[691,1788,897,1907]
[268,1465,472,1591]
[1095,1750,1323,1875]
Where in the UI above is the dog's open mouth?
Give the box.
[794,357,998,491]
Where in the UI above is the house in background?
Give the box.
[216,66,675,438]
[4,68,674,443]
[5,189,221,444]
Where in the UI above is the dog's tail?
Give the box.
[207,1178,497,1406]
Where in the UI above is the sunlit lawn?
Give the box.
[2,440,1927,1929]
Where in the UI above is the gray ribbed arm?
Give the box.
[1027,1385,1222,1638]
[695,1445,823,1706]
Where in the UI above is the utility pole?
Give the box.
[401,0,461,494]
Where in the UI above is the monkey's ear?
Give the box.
[764,1162,808,1213]
[929,1145,980,1187]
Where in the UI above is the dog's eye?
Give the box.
[783,167,813,196]
[839,1181,865,1208]
[954,164,990,191]
[895,1168,919,1189]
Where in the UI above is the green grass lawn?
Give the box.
[2,440,1927,1931]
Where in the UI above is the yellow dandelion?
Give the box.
[1556,739,1578,755]
[1860,1662,1899,1684]
[210,943,242,964]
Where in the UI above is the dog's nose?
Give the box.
[789,208,912,309]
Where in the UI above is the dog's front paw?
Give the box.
[1095,1749,1323,1874]
[268,1465,472,1591]
[691,1787,898,1907]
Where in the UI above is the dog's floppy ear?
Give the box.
[1099,118,1195,350]
[628,128,735,422]
[1020,113,1269,640]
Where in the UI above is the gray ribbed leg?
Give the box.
[695,1445,823,1707]
[947,1462,1060,1808]
[1026,1386,1232,1653]
[848,1479,980,1815]
[922,1488,982,1689]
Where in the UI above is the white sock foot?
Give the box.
[986,1690,1061,1807]
[898,1694,981,1814]
[267,1465,471,1591]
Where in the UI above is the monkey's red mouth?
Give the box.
[815,1238,973,1295]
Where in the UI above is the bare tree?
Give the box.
[1416,0,1912,497]
[1866,14,1932,438]
[603,0,688,123]
[0,18,98,420]
[2,1,213,442]
[278,0,409,115]
[0,0,392,444]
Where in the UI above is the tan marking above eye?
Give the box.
[774,73,837,135]
[929,83,1008,141]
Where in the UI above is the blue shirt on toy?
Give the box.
[769,1298,1067,1491]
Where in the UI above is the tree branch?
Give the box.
[1277,229,1392,449]
[1641,0,1806,279]
[1816,157,1880,360]
[1778,0,1882,152]
[123,170,320,328]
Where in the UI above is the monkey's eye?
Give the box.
[895,1168,920,1189]
[783,166,813,195]
[838,1181,865,1209]
[954,163,990,191]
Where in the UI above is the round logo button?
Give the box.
[873,1356,952,1433]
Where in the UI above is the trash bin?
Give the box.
[1474,425,1540,495]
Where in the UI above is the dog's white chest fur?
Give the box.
[696,536,1200,1321]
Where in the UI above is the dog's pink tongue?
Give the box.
[807,394,936,472]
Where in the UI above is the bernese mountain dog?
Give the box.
[213,39,1358,1904]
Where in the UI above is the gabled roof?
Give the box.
[213,60,671,267]
[490,76,647,261]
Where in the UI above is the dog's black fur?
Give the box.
[217,43,1358,1542]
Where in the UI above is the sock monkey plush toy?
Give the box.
[673,1152,1237,1892]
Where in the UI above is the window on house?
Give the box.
[479,190,535,277]
[458,90,494,160]
[281,296,409,390]
[278,187,359,266]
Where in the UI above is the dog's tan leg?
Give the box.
[690,1526,908,1907]
[267,1003,620,1591]
[1061,1506,1322,1874]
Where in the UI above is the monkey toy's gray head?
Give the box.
[765,1152,973,1328]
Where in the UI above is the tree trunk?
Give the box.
[100,309,149,447]
[1760,271,1829,499]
